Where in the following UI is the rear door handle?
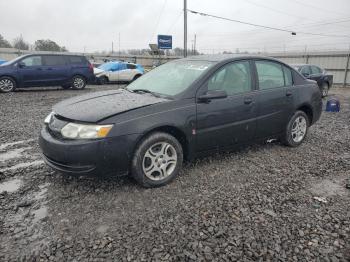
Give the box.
[286,91,292,97]
[244,97,253,105]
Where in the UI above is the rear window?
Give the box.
[126,64,137,69]
[43,55,66,66]
[67,56,86,64]
[283,66,293,86]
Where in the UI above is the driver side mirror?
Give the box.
[18,62,25,68]
[198,90,227,103]
[302,72,310,78]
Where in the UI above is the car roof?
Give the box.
[181,54,289,64]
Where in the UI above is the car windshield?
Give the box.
[127,60,213,96]
[0,55,26,66]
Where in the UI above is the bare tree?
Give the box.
[13,35,29,50]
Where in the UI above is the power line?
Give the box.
[243,0,310,20]
[166,11,182,34]
[289,0,348,16]
[188,9,350,38]
[188,9,297,34]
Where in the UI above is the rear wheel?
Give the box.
[0,77,16,93]
[282,111,309,147]
[131,132,183,188]
[321,82,329,98]
[98,76,108,85]
[71,75,86,90]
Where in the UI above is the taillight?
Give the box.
[88,63,93,72]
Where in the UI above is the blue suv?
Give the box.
[0,54,95,93]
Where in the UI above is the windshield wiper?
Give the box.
[131,89,160,97]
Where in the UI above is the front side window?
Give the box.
[256,60,285,89]
[21,56,42,67]
[300,66,311,76]
[207,61,252,95]
[311,66,322,75]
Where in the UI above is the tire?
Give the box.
[282,110,309,147]
[61,84,71,90]
[321,82,329,98]
[98,76,108,85]
[131,132,183,188]
[0,76,16,93]
[71,75,86,90]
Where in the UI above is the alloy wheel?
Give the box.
[291,116,307,143]
[142,142,177,181]
[73,77,85,89]
[0,78,14,92]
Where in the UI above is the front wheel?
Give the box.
[282,111,309,147]
[131,132,183,188]
[0,77,16,93]
[71,75,86,90]
[321,82,329,98]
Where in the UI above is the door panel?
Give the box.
[18,56,48,86]
[254,60,295,138]
[195,60,257,152]
[42,55,69,83]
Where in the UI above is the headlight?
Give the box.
[44,112,54,124]
[61,123,113,139]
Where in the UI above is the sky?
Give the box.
[0,0,350,54]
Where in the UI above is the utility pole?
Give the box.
[112,42,114,54]
[118,33,121,60]
[184,0,187,57]
[194,34,196,55]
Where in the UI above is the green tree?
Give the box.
[34,39,68,52]
[0,34,12,48]
[13,35,29,50]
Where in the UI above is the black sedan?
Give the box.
[292,64,333,97]
[39,55,322,187]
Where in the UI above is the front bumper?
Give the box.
[39,127,138,176]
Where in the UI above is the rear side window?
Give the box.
[126,64,137,69]
[208,61,252,95]
[256,60,284,89]
[21,56,42,66]
[67,56,86,64]
[283,66,293,86]
[311,66,322,74]
[43,55,66,66]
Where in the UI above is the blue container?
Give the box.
[325,98,340,112]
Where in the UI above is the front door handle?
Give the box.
[244,97,253,105]
[36,68,42,71]
[286,91,292,97]
[47,68,53,70]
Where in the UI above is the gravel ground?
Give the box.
[0,85,349,261]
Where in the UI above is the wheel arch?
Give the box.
[133,125,190,161]
[297,104,313,124]
[0,75,19,87]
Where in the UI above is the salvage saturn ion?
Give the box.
[39,55,322,187]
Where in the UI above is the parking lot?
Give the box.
[0,85,349,261]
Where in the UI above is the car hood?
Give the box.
[53,89,168,122]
